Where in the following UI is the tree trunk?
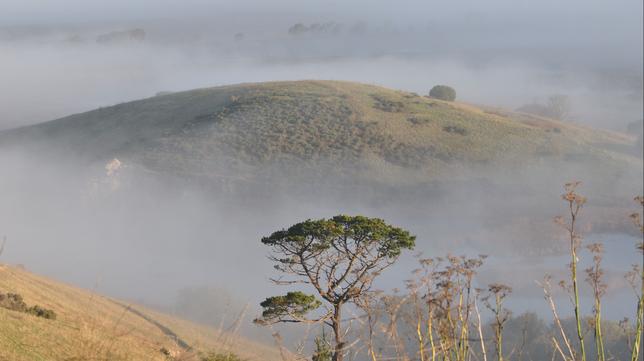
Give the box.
[332,304,345,361]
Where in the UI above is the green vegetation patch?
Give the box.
[370,94,405,112]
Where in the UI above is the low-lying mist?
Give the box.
[0,148,640,337]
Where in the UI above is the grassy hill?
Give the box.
[0,264,281,361]
[0,80,639,185]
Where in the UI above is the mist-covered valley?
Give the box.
[0,1,642,360]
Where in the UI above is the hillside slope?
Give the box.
[0,264,281,361]
[0,80,639,186]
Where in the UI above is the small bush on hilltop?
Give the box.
[429,85,456,101]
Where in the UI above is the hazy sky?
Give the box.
[1,0,642,25]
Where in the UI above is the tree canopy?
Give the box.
[429,85,456,101]
[255,215,415,361]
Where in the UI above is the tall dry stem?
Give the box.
[473,296,487,361]
[538,276,574,361]
[556,181,587,361]
[355,291,382,361]
[585,243,606,361]
[483,283,512,361]
[628,195,644,361]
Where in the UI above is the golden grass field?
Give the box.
[0,264,281,361]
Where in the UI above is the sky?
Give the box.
[1,0,641,22]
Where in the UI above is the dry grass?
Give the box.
[0,265,281,361]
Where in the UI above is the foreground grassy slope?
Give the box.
[0,80,639,184]
[0,264,280,361]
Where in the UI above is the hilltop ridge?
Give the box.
[0,80,639,186]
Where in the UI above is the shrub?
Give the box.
[371,94,404,112]
[517,94,571,120]
[546,94,570,120]
[429,85,456,101]
[312,333,333,361]
[443,125,468,135]
[517,103,551,118]
[200,352,245,361]
[288,23,307,35]
[407,117,430,125]
[0,292,28,312]
[27,305,57,320]
[0,292,56,319]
